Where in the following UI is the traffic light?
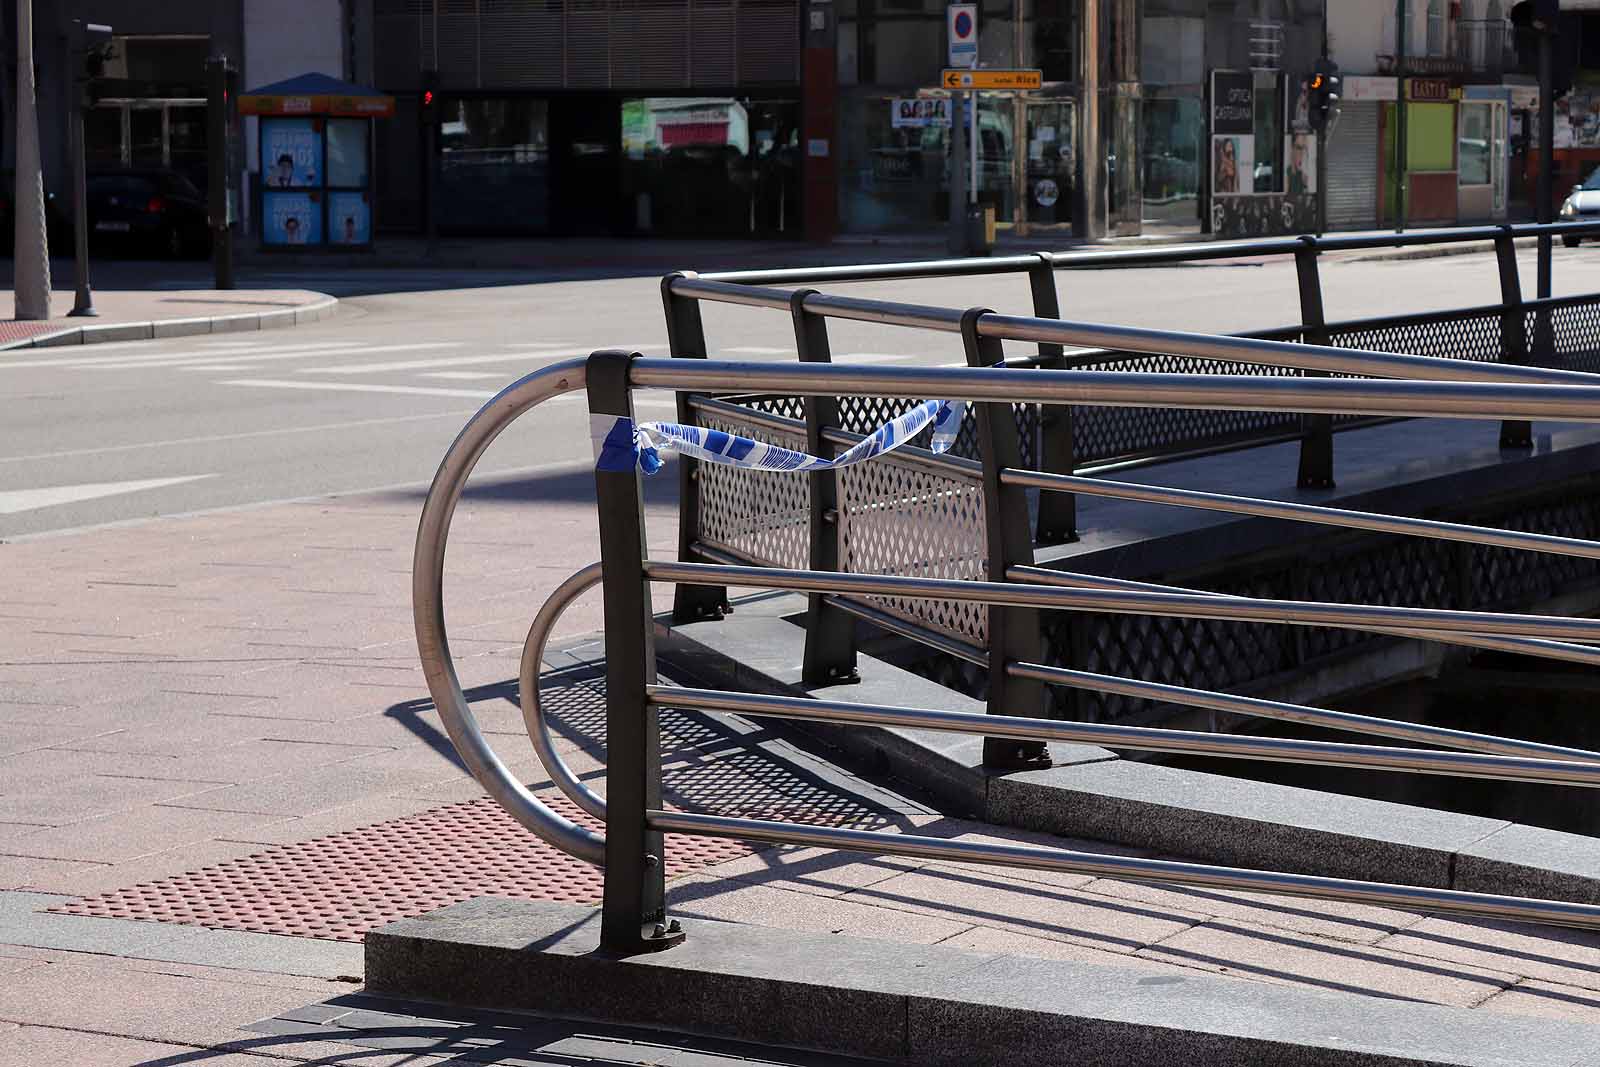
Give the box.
[1309,62,1340,131]
[420,69,439,118]
[1510,0,1559,31]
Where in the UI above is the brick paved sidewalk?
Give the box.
[6,484,1600,1063]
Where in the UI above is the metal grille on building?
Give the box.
[373,0,800,90]
[1325,102,1379,231]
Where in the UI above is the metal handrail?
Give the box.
[1008,565,1600,669]
[664,282,1600,387]
[628,359,1600,420]
[416,339,1600,954]
[692,221,1600,286]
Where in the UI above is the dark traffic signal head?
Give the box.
[76,22,114,80]
[420,69,439,115]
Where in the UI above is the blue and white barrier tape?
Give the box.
[591,398,966,475]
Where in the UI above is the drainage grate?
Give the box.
[52,793,754,943]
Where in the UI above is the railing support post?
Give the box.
[793,289,859,685]
[1029,253,1077,545]
[662,272,729,622]
[1294,236,1335,489]
[1495,227,1534,449]
[588,350,684,956]
[962,309,1051,771]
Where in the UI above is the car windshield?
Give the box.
[1583,167,1600,191]
[88,176,157,197]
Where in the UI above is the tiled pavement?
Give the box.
[7,487,1600,1063]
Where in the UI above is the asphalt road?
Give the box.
[3,244,1599,538]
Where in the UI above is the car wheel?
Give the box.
[1563,236,1581,248]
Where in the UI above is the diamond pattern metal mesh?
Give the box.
[837,454,989,645]
[1533,296,1600,372]
[1067,351,1303,465]
[694,411,809,569]
[1327,308,1505,365]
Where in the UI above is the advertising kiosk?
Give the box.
[238,73,394,249]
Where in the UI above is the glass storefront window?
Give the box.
[1459,102,1491,185]
[1252,74,1282,193]
[839,90,951,232]
[623,98,799,237]
[1141,96,1200,230]
[438,98,549,233]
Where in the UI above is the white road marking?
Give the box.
[0,475,214,515]
[218,379,499,399]
[0,339,368,371]
[721,346,795,355]
[86,342,464,371]
[420,371,507,380]
[0,411,481,465]
[180,365,262,372]
[299,344,665,376]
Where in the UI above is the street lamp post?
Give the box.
[14,0,52,320]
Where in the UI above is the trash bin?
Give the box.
[966,204,995,255]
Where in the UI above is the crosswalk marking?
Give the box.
[0,339,369,371]
[0,475,214,515]
[218,378,499,399]
[297,347,604,376]
[86,342,464,371]
[420,371,507,381]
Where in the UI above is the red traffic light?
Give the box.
[422,89,435,107]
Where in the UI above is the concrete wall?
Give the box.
[242,0,347,172]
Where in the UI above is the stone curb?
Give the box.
[0,294,338,351]
[366,896,1600,1067]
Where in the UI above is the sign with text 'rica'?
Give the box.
[947,4,977,69]
[941,68,1043,90]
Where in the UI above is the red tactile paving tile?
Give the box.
[0,321,67,345]
[51,793,756,943]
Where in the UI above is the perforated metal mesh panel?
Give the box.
[1535,296,1600,372]
[694,411,809,569]
[1328,309,1504,364]
[837,456,989,645]
[1068,352,1303,466]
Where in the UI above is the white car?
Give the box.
[1558,166,1600,246]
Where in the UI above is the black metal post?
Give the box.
[962,308,1051,772]
[67,65,95,316]
[662,273,729,623]
[1029,253,1077,545]
[1537,30,1554,301]
[1294,236,1334,488]
[206,56,236,291]
[1495,226,1534,448]
[793,289,859,685]
[588,349,684,957]
[1394,0,1408,232]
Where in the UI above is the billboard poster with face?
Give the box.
[262,118,322,188]
[263,190,321,245]
[327,191,371,245]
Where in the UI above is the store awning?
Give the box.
[239,72,394,118]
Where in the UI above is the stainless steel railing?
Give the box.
[416,322,1600,955]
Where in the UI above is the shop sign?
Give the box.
[941,68,1042,90]
[891,98,951,128]
[1210,71,1253,135]
[1406,78,1461,102]
[1343,76,1398,102]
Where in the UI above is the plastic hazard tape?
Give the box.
[591,399,965,475]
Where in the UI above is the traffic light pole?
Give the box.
[68,71,95,316]
[1537,29,1554,300]
[206,56,235,291]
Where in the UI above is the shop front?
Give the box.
[1379,78,1461,226]
[1206,68,1318,238]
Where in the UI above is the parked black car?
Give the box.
[0,171,73,254]
[86,169,209,258]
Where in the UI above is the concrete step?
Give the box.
[366,896,1600,1066]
